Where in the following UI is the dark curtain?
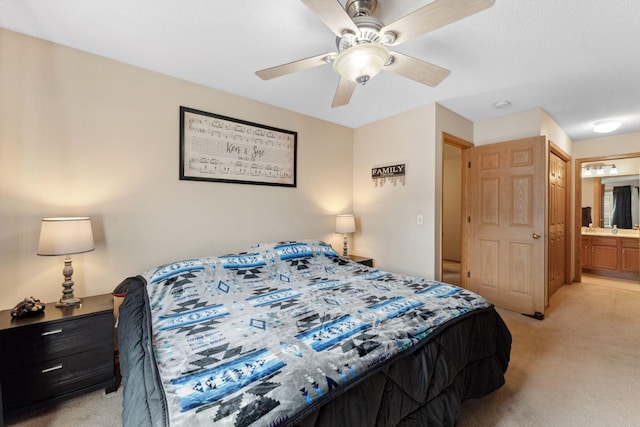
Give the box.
[581,207,592,226]
[611,185,632,229]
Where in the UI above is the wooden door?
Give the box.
[549,152,567,297]
[466,136,546,315]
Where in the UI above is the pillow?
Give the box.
[218,253,266,269]
[273,242,313,261]
[146,259,204,284]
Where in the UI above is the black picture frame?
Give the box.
[179,106,297,187]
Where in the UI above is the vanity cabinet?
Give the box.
[580,237,590,268]
[581,235,639,280]
[589,236,618,270]
[621,238,640,274]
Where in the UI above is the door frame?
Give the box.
[440,132,473,288]
[574,151,640,282]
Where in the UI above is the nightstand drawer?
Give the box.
[347,255,374,267]
[0,312,113,367]
[1,345,113,412]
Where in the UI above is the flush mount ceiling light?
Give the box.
[593,120,621,134]
[493,100,511,109]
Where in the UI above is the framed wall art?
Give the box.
[179,106,297,187]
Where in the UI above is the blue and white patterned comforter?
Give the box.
[142,240,492,426]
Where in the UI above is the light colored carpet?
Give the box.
[6,275,639,426]
[458,274,640,426]
[5,387,122,426]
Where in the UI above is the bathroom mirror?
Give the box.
[581,158,640,229]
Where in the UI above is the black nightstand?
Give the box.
[0,294,115,420]
[348,255,374,267]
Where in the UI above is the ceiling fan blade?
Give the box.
[256,53,335,80]
[302,0,359,37]
[332,78,356,108]
[385,52,451,87]
[381,0,495,46]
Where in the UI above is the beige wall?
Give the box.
[352,103,472,278]
[442,157,462,261]
[581,177,595,211]
[352,105,436,277]
[474,108,573,156]
[541,111,572,155]
[0,29,353,310]
[473,108,543,146]
[573,132,640,159]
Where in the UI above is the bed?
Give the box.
[117,240,511,426]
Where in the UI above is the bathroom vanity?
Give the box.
[581,229,640,280]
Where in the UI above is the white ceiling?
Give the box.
[2,0,639,141]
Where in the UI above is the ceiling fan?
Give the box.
[256,0,495,108]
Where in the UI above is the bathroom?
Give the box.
[581,157,640,281]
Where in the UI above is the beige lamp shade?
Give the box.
[37,217,95,256]
[335,214,356,234]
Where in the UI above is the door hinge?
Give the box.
[468,161,471,168]
[467,271,471,278]
[467,216,471,223]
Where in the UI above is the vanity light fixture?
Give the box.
[582,163,619,177]
[593,120,621,134]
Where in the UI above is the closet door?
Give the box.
[549,151,567,297]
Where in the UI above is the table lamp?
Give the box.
[37,217,95,307]
[335,214,356,257]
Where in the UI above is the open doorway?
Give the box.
[441,133,473,288]
[575,153,640,283]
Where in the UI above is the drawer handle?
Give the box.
[41,329,63,336]
[42,365,63,373]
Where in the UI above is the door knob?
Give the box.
[532,233,541,239]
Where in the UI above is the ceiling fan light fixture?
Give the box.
[333,43,389,85]
[380,31,397,45]
[593,120,621,134]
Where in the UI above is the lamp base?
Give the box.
[343,234,349,257]
[56,256,82,308]
[56,296,81,308]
